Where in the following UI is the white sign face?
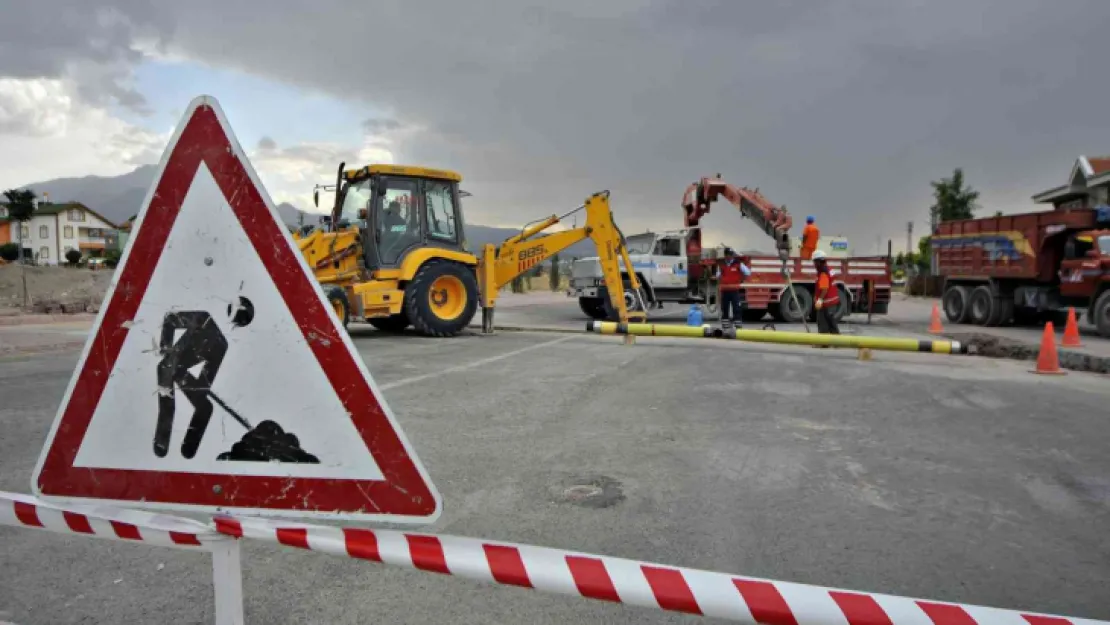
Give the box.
[31,95,440,523]
[72,164,383,480]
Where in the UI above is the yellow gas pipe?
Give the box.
[586,321,968,355]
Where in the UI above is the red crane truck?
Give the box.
[569,176,894,323]
[933,205,1110,337]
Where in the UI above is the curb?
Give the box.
[0,312,97,327]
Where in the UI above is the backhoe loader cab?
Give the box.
[300,163,482,337]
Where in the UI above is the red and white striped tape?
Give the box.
[0,492,224,549]
[214,515,1105,625]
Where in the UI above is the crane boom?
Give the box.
[681,176,794,261]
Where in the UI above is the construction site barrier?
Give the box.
[1,491,245,625]
[587,321,969,355]
[4,491,1104,625]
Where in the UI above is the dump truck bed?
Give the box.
[932,208,1102,280]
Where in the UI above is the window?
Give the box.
[376,177,422,265]
[39,225,49,239]
[624,234,655,254]
[20,225,29,239]
[654,238,682,256]
[0,207,6,217]
[68,209,84,221]
[1099,236,1110,257]
[336,179,372,228]
[39,247,49,260]
[424,181,457,242]
[64,226,73,238]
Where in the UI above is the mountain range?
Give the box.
[14,166,601,258]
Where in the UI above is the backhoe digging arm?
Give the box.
[477,191,644,333]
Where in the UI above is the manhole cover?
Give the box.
[555,475,624,509]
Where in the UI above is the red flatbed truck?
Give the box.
[932,206,1110,337]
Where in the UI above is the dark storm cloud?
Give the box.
[6,0,1110,248]
[0,1,169,113]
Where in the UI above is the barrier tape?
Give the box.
[0,492,224,549]
[3,491,1103,625]
[213,514,1105,625]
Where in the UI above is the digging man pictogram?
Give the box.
[155,309,237,459]
[154,296,318,463]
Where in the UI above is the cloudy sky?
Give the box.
[1,0,1107,252]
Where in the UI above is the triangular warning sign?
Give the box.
[30,95,441,524]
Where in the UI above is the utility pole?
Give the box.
[905,221,913,275]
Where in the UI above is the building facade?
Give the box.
[0,202,119,265]
[1032,155,1110,209]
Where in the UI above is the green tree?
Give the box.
[916,235,932,274]
[549,254,561,291]
[894,252,905,267]
[0,243,18,261]
[929,168,979,224]
[2,188,36,263]
[65,249,82,266]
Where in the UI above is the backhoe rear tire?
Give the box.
[405,260,479,337]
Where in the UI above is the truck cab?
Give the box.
[1059,229,1110,309]
[570,230,691,319]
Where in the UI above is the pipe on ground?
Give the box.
[586,321,968,355]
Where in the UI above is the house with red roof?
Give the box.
[1032,155,1110,210]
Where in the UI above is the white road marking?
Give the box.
[379,335,577,391]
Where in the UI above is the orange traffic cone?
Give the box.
[1033,322,1066,375]
[1062,307,1082,347]
[928,303,944,334]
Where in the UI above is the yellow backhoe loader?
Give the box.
[294,162,645,337]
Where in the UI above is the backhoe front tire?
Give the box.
[326,287,350,329]
[405,261,479,337]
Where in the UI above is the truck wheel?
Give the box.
[369,312,410,333]
[832,286,851,321]
[777,286,812,324]
[602,285,648,320]
[326,287,350,329]
[986,297,1013,327]
[1093,290,1110,338]
[942,285,971,324]
[404,260,479,337]
[578,297,607,320]
[967,286,995,326]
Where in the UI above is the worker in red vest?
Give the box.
[715,247,751,333]
[812,250,841,336]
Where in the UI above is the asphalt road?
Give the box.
[2,329,1109,624]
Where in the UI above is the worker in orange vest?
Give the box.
[812,250,840,336]
[715,247,751,333]
[800,216,819,260]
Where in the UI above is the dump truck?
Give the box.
[569,176,893,323]
[933,205,1110,336]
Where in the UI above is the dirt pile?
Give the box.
[945,331,1110,375]
[0,265,114,313]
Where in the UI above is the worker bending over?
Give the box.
[811,250,840,336]
[800,216,820,260]
[715,247,751,333]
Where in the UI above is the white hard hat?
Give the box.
[811,250,827,260]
